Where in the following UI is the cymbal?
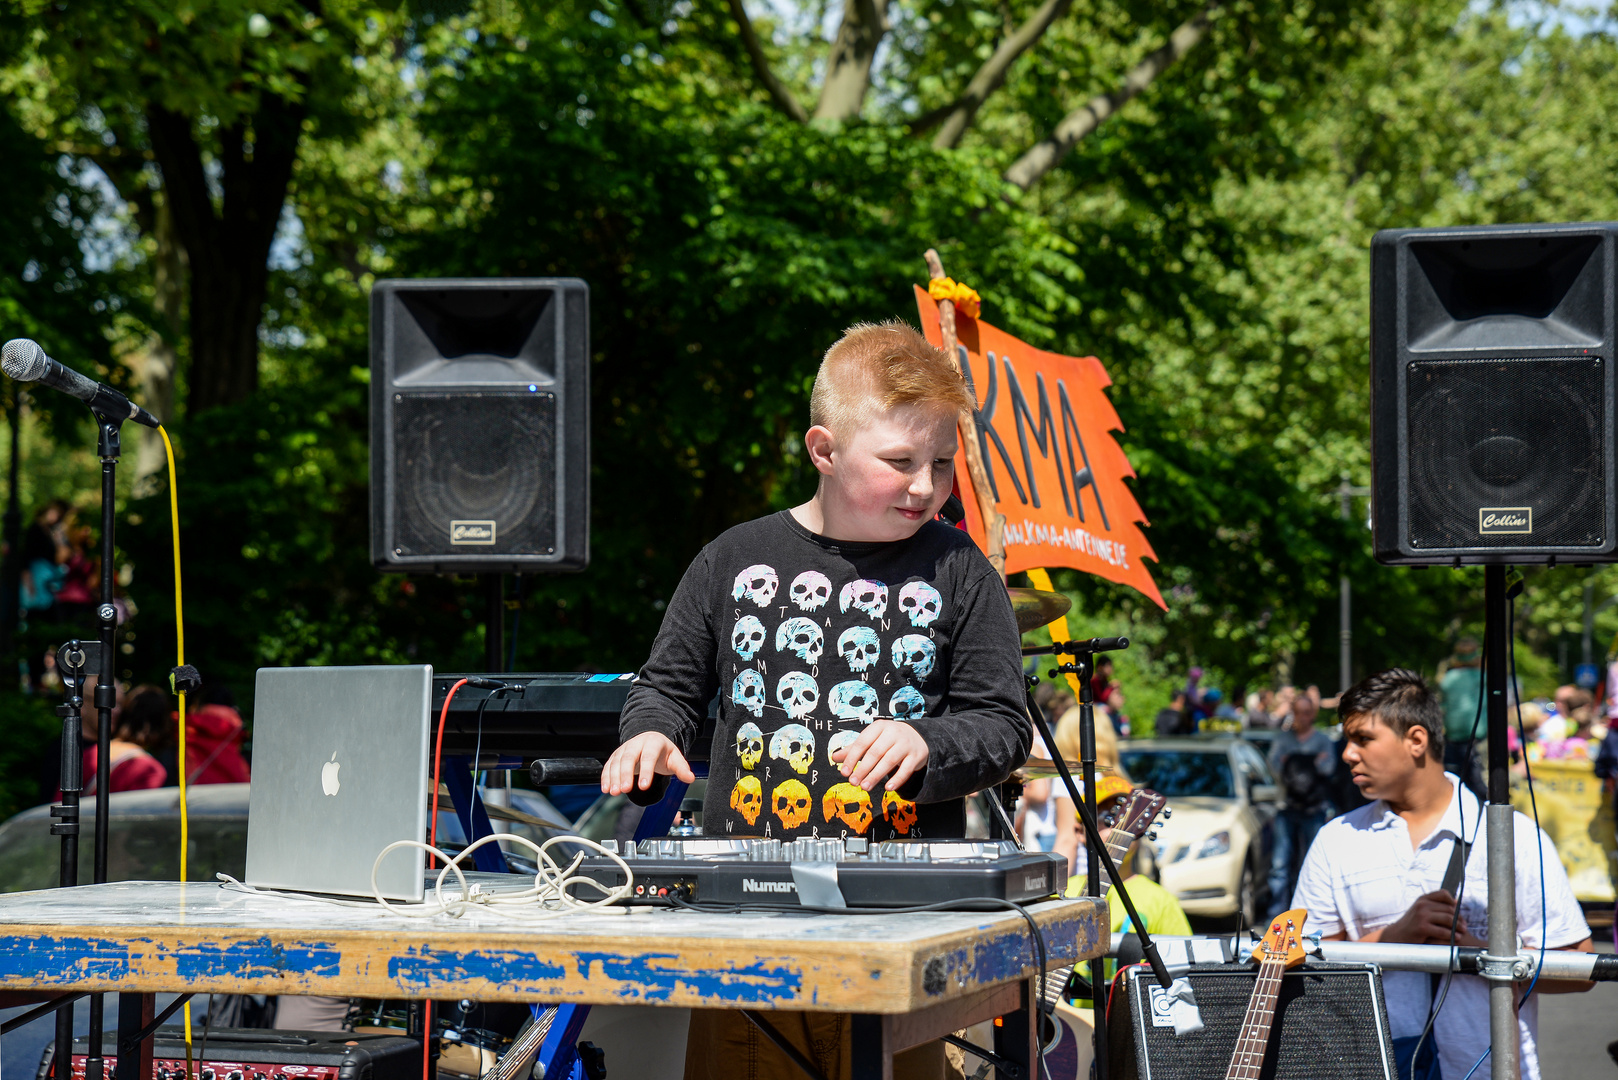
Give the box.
[1008,587,1072,633]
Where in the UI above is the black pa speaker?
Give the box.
[370,278,589,573]
[1370,222,1618,565]
[1112,963,1395,1080]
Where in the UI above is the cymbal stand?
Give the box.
[1021,636,1170,1080]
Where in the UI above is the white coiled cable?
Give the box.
[219,832,634,920]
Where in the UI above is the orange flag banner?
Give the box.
[915,287,1165,609]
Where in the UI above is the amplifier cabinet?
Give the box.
[1112,963,1395,1080]
[39,1028,423,1080]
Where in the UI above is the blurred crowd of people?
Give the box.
[39,672,250,804]
[14,498,136,693]
[4,495,250,809]
[21,500,104,625]
[1513,685,1611,765]
[1016,638,1618,936]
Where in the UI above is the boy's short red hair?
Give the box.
[810,320,976,438]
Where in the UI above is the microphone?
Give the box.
[2,339,160,428]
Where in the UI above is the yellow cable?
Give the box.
[159,426,195,1077]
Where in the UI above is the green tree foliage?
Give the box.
[4,0,1618,736]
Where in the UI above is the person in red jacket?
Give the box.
[182,682,251,785]
[79,677,166,795]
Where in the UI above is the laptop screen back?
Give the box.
[246,665,432,901]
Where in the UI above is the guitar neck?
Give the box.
[1040,834,1140,1003]
[1224,956,1287,1080]
[1097,833,1133,885]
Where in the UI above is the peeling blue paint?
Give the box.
[573,952,803,1005]
[0,935,340,985]
[170,937,341,981]
[0,936,132,983]
[924,905,1102,995]
[388,946,567,989]
[970,930,1032,985]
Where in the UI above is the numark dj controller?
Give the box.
[566,837,1067,907]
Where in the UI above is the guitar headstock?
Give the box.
[1097,787,1170,847]
[1249,908,1309,969]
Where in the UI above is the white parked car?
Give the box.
[1118,738,1278,927]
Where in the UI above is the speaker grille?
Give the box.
[1125,965,1392,1080]
[1406,356,1605,550]
[392,392,557,557]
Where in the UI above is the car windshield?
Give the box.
[1120,750,1234,798]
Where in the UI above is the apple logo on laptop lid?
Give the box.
[322,752,341,796]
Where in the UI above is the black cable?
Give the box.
[1407,633,1485,1079]
[197,997,213,1066]
[1507,591,1550,1011]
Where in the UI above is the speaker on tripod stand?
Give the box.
[369,278,590,575]
[1369,223,1617,1080]
[370,278,590,671]
[1370,222,1618,566]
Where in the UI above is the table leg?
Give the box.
[53,998,75,1080]
[991,978,1037,1080]
[115,993,154,1080]
[850,1014,892,1080]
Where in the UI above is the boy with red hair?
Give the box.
[604,319,1031,1078]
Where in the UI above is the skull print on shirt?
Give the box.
[733,565,779,607]
[789,571,832,612]
[719,563,953,840]
[731,615,766,660]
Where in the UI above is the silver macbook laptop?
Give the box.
[246,665,433,901]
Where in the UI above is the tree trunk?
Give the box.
[131,194,186,491]
[1003,2,1218,192]
[146,93,306,414]
[814,0,889,124]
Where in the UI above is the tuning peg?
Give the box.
[1161,808,1172,818]
[1146,831,1158,842]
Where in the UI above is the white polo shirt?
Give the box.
[1292,773,1589,1080]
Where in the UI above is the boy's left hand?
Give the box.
[832,718,929,792]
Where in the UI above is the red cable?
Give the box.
[1106,962,1141,1020]
[429,678,468,871]
[421,1000,433,1080]
[422,678,468,1080]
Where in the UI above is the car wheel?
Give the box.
[1237,856,1259,932]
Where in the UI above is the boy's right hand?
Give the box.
[601,731,696,795]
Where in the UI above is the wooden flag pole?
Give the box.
[925,249,1008,580]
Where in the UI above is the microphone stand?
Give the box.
[47,417,123,1080]
[50,646,89,1080]
[1021,636,1170,1080]
[83,416,121,1080]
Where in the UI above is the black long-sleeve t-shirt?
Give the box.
[619,511,1031,841]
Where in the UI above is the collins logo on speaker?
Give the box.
[1479,508,1532,535]
[450,520,497,545]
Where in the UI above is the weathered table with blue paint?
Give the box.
[0,882,1107,1079]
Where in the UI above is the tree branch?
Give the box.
[931,0,1074,150]
[1003,1,1218,192]
[726,0,808,122]
[814,0,889,124]
[905,100,956,136]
